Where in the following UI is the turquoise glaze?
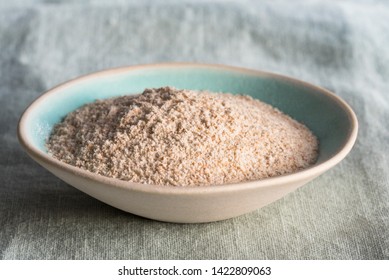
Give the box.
[24,66,351,164]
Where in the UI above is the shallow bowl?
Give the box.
[18,63,358,223]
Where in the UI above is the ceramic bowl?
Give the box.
[18,63,358,223]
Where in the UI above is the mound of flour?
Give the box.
[47,87,318,186]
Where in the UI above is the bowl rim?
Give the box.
[17,62,358,194]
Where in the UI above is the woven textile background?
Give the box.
[0,0,388,259]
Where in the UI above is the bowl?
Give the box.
[18,63,358,223]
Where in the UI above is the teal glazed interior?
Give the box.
[25,66,352,164]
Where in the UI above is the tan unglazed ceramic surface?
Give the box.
[18,63,358,223]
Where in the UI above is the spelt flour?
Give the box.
[47,87,319,186]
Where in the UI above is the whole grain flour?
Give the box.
[47,87,318,186]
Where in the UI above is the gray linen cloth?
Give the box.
[0,0,388,259]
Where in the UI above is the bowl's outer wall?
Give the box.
[33,154,320,223]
